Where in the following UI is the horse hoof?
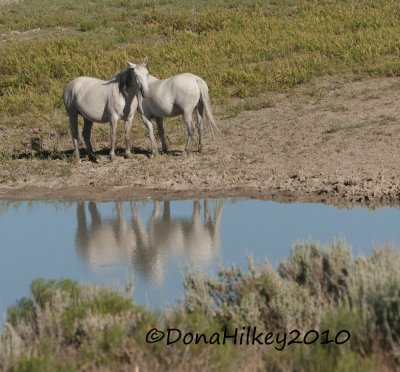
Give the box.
[124,152,132,159]
[109,155,116,162]
[89,155,98,163]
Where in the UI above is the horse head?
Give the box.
[127,60,149,98]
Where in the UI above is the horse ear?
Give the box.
[128,62,136,70]
[143,56,148,66]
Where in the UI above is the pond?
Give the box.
[1,198,400,323]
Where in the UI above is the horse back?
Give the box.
[63,76,123,122]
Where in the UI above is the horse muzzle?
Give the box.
[140,87,149,98]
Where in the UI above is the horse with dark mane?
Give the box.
[63,60,149,161]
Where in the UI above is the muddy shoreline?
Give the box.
[1,184,399,210]
[2,75,400,209]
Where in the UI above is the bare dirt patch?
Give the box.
[2,75,400,207]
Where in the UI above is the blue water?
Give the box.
[0,198,399,324]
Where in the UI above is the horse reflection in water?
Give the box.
[75,201,136,268]
[75,200,223,285]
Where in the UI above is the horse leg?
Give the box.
[75,202,88,249]
[183,111,194,156]
[156,117,168,154]
[196,102,204,153]
[88,201,101,225]
[204,199,210,223]
[124,117,134,159]
[82,118,97,162]
[68,111,80,160]
[140,114,158,156]
[192,200,201,224]
[109,117,118,161]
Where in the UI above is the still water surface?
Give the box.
[1,198,400,321]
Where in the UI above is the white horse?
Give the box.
[63,60,149,161]
[139,73,218,155]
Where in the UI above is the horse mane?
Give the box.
[115,68,134,94]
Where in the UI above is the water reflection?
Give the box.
[2,197,400,320]
[75,200,223,285]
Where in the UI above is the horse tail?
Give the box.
[63,84,70,111]
[196,78,219,137]
[63,80,76,114]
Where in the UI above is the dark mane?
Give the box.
[116,68,134,93]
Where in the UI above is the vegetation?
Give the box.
[1,241,399,371]
[2,2,399,368]
[1,0,400,163]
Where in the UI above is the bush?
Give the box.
[1,241,400,370]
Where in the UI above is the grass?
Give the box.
[2,1,400,122]
[378,114,397,125]
[1,0,400,170]
[1,241,399,371]
[322,103,350,113]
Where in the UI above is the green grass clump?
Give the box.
[88,292,133,316]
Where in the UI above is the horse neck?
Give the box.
[148,74,159,83]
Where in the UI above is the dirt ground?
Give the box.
[2,75,400,208]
